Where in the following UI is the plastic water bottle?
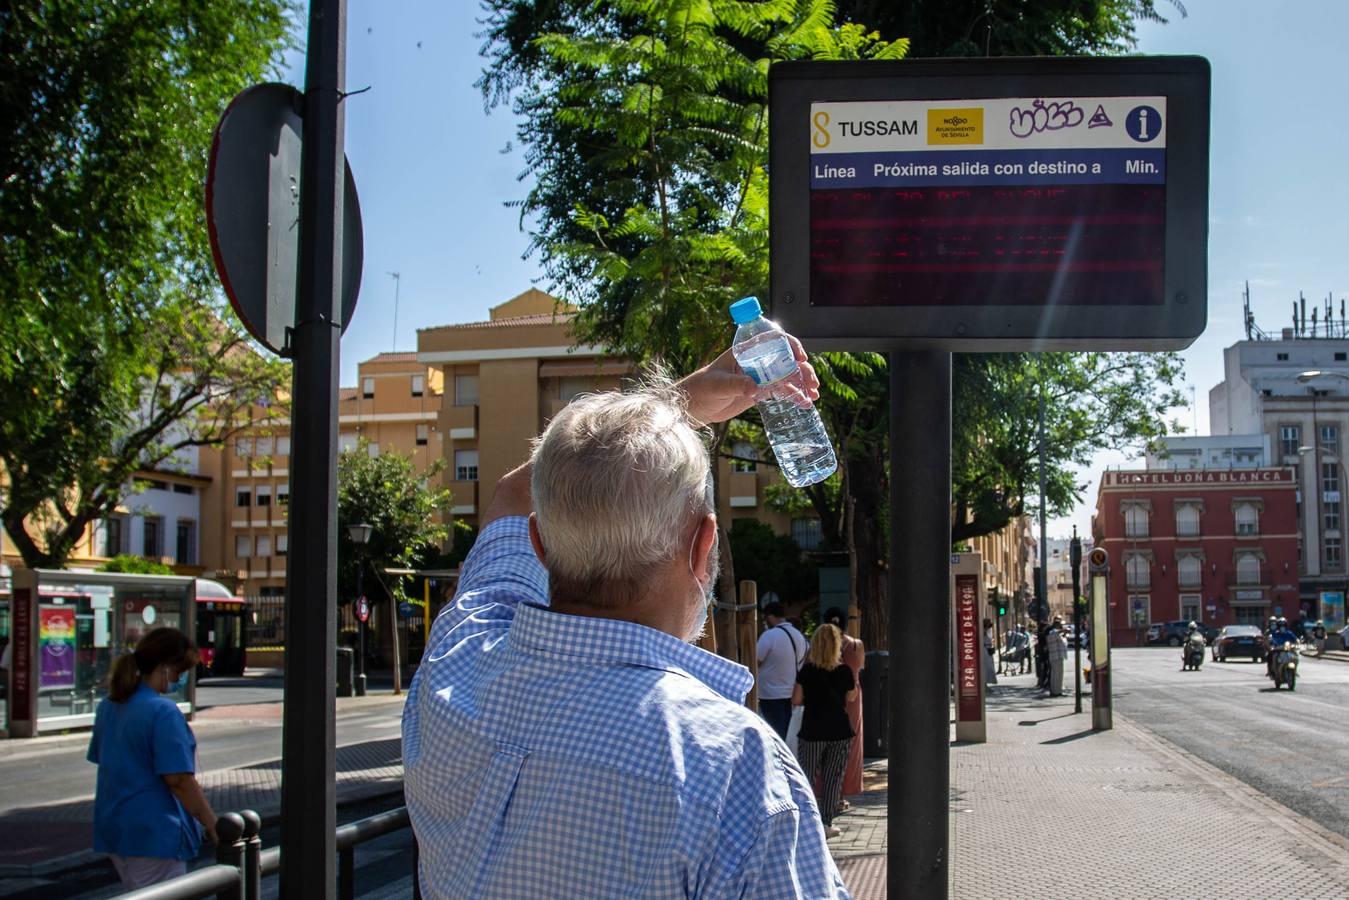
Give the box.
[729,297,837,488]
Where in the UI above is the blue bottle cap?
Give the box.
[729,296,762,324]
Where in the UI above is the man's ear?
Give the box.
[528,513,547,564]
[691,513,717,584]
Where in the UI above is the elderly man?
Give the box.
[403,344,849,898]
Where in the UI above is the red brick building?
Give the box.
[1093,468,1300,646]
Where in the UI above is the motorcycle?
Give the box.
[1270,641,1299,690]
[1182,634,1205,671]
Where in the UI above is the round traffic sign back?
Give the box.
[356,597,370,623]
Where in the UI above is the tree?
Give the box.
[99,555,174,576]
[336,441,453,608]
[727,518,817,607]
[0,1,294,567]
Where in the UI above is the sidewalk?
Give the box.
[0,695,406,880]
[830,673,1349,899]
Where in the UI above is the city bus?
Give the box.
[195,578,248,677]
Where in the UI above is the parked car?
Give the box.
[1147,620,1219,646]
[1210,624,1268,663]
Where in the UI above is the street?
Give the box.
[1112,645,1349,840]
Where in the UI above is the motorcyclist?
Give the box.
[1183,621,1205,668]
[1267,616,1299,678]
[1312,619,1327,656]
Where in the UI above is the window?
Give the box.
[143,517,162,559]
[455,374,479,406]
[1280,425,1301,459]
[1125,554,1150,588]
[236,487,252,507]
[277,484,290,506]
[276,533,288,556]
[1234,606,1267,626]
[730,441,758,473]
[362,377,375,399]
[1326,500,1341,533]
[367,442,380,458]
[176,521,196,565]
[560,376,594,404]
[1326,537,1343,569]
[411,374,425,397]
[256,485,272,508]
[1337,352,1348,362]
[235,437,254,458]
[1322,425,1340,457]
[1236,554,1261,585]
[1276,352,1289,361]
[277,436,291,456]
[455,450,479,482]
[1323,462,1340,494]
[142,479,168,491]
[1123,505,1149,539]
[1177,555,1203,587]
[256,535,272,557]
[1180,595,1201,623]
[173,483,194,495]
[235,535,252,558]
[1175,505,1200,537]
[1234,503,1259,536]
[1127,594,1150,627]
[416,424,429,446]
[103,516,127,557]
[792,518,823,550]
[339,432,358,454]
[255,436,274,456]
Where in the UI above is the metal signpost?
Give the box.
[769,56,1209,898]
[1089,547,1113,731]
[207,0,356,893]
[1071,529,1083,713]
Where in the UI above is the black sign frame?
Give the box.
[769,56,1210,351]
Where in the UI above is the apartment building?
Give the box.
[970,517,1035,621]
[416,288,796,535]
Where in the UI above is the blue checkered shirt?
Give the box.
[403,517,848,898]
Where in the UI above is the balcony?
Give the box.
[450,480,478,516]
[443,404,478,440]
[727,471,758,508]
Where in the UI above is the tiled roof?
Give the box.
[365,351,419,362]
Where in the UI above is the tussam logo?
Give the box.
[812,110,832,148]
[927,107,983,145]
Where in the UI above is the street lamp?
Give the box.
[348,522,372,697]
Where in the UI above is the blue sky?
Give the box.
[281,0,1348,538]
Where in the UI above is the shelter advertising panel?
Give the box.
[770,57,1210,350]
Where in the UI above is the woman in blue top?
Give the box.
[87,627,218,889]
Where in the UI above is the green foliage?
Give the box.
[337,441,453,606]
[0,1,295,567]
[727,518,817,606]
[98,554,174,576]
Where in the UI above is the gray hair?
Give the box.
[530,379,712,608]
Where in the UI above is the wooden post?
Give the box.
[738,580,759,711]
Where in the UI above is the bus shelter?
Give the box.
[3,569,198,738]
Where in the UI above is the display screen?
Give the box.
[808,96,1167,307]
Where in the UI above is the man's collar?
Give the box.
[507,602,754,703]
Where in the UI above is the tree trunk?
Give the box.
[848,444,889,650]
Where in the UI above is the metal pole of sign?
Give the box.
[280,0,346,895]
[1071,527,1083,713]
[888,351,951,900]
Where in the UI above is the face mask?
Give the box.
[686,523,720,644]
[169,669,190,693]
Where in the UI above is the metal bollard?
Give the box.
[240,810,262,900]
[214,812,246,900]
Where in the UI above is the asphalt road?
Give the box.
[1113,645,1349,840]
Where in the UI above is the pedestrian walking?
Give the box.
[793,624,858,839]
[982,618,998,686]
[757,601,808,741]
[1018,625,1032,674]
[1043,617,1069,697]
[87,628,217,889]
[402,346,849,897]
[823,607,864,801]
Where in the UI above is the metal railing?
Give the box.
[117,807,418,900]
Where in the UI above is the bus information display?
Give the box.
[768,57,1210,350]
[809,96,1167,308]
